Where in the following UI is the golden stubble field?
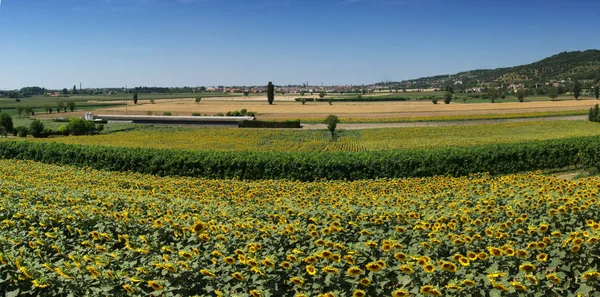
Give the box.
[56,96,600,120]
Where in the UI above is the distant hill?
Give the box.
[390,50,600,89]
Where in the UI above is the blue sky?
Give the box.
[0,0,598,89]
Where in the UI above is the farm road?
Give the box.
[301,115,587,130]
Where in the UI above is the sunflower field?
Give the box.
[1,160,600,296]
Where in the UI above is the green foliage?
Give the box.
[300,91,305,96]
[594,86,599,100]
[0,112,14,132]
[431,98,438,104]
[29,119,45,138]
[195,97,201,104]
[57,125,69,136]
[66,118,101,136]
[238,120,301,128]
[16,126,28,137]
[517,89,527,102]
[590,104,600,122]
[162,112,172,116]
[488,88,499,103]
[56,101,65,113]
[149,99,155,104]
[443,91,452,104]
[191,112,201,116]
[67,101,76,112]
[328,98,333,105]
[319,92,326,99]
[301,98,306,105]
[243,91,249,96]
[324,114,339,138]
[133,93,138,105]
[15,106,24,117]
[573,81,582,99]
[548,87,559,101]
[401,50,600,88]
[2,135,600,180]
[267,81,275,105]
[0,126,7,138]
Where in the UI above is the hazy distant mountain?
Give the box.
[390,50,600,88]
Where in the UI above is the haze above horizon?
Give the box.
[0,0,599,89]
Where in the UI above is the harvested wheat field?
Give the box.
[87,97,599,120]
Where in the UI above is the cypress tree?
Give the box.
[267,82,274,105]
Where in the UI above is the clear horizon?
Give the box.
[1,0,599,90]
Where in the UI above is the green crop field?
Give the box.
[10,120,600,153]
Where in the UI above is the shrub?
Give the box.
[301,98,306,105]
[238,120,301,128]
[57,125,69,136]
[29,119,45,138]
[0,112,14,132]
[0,127,7,138]
[590,104,600,122]
[431,98,438,104]
[66,118,100,136]
[16,126,28,137]
[162,112,172,116]
[146,111,153,116]
[444,92,452,104]
[150,99,155,104]
[192,112,201,116]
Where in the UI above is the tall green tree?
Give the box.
[594,86,599,100]
[324,114,339,139]
[73,85,78,94]
[267,82,275,105]
[487,88,499,103]
[133,93,138,105]
[516,89,527,102]
[67,101,76,112]
[573,81,582,100]
[548,87,559,101]
[443,92,452,104]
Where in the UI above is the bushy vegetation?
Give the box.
[2,135,600,180]
[238,120,301,128]
[589,104,600,122]
[0,112,14,133]
[61,118,104,136]
[225,109,256,117]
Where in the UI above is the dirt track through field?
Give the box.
[302,115,588,130]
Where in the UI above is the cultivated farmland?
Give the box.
[1,160,599,296]
[16,120,600,152]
